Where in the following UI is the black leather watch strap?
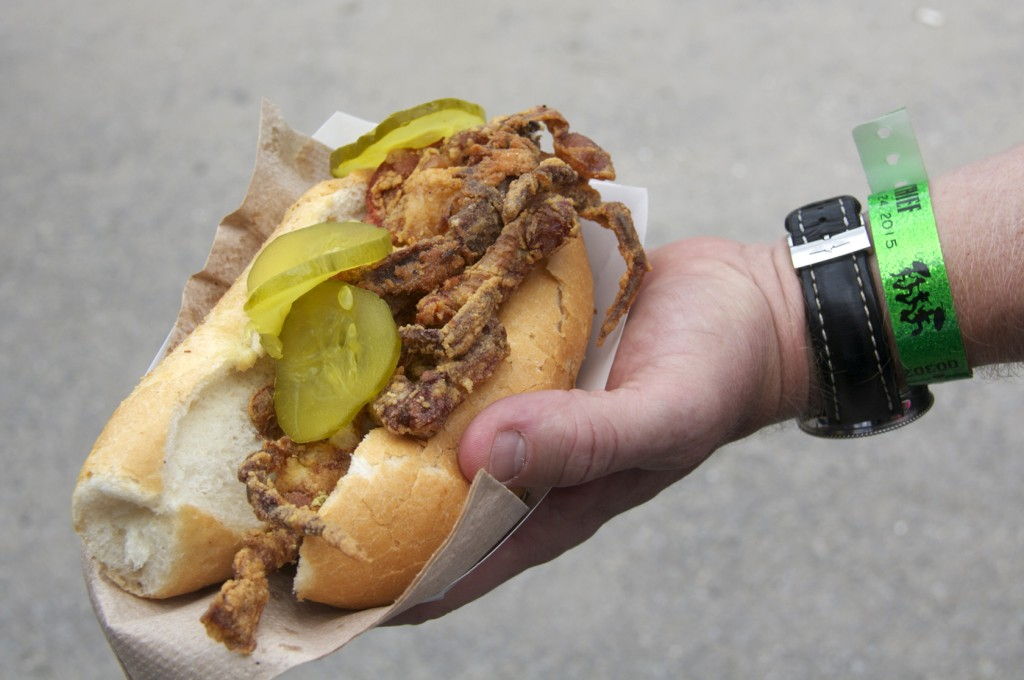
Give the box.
[785,196,931,437]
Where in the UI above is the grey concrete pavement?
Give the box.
[4,1,1022,677]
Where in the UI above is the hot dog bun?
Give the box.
[72,171,593,607]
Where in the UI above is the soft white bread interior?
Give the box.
[73,170,593,607]
[73,174,371,598]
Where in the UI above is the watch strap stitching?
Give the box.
[837,200,895,412]
[840,195,896,413]
[851,255,895,412]
[798,208,842,421]
[786,194,934,436]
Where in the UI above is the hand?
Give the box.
[391,236,811,624]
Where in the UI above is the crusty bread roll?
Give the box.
[73,170,593,607]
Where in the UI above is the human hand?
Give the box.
[392,236,812,624]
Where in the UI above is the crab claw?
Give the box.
[495,106,616,181]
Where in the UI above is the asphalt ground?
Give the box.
[4,1,1023,678]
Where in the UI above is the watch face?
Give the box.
[798,386,934,439]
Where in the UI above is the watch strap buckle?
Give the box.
[788,224,871,269]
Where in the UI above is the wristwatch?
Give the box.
[785,195,933,437]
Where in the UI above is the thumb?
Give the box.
[459,387,671,487]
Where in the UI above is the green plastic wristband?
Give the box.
[853,109,972,384]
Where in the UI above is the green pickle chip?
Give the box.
[274,280,400,443]
[244,221,392,358]
[330,98,486,178]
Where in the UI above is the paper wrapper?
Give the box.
[82,100,648,679]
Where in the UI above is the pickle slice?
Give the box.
[274,281,400,443]
[330,98,486,178]
[244,221,392,357]
[246,221,387,292]
[246,221,390,292]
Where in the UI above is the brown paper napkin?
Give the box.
[83,101,533,679]
[85,470,526,679]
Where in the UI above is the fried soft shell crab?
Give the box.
[202,105,649,652]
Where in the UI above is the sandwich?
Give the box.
[73,99,649,652]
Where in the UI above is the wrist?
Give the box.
[930,150,1024,367]
[745,238,815,427]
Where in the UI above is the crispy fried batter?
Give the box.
[369,189,578,438]
[376,166,466,244]
[201,527,300,654]
[361,110,646,356]
[580,200,650,339]
[207,106,648,653]
[371,319,510,437]
[356,180,504,299]
[415,185,580,328]
[353,235,463,297]
[204,427,364,653]
[365,147,430,236]
[238,440,366,560]
[489,105,616,180]
[401,278,504,359]
[248,384,283,440]
[359,111,647,437]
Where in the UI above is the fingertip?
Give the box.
[459,388,641,487]
[456,391,542,483]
